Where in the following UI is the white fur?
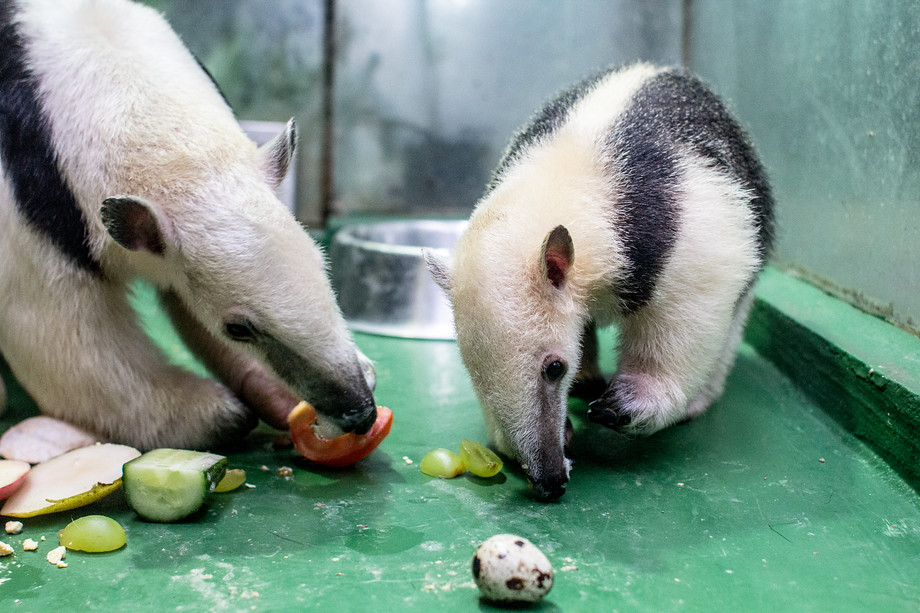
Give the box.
[0,0,372,448]
[432,64,765,494]
[611,157,760,433]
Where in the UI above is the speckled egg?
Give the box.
[471,534,554,603]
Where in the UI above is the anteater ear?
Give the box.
[259,118,297,190]
[541,225,574,289]
[101,195,168,256]
[423,249,453,294]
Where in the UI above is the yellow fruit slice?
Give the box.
[214,468,247,493]
[459,439,503,478]
[0,443,140,518]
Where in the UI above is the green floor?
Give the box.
[2,316,920,610]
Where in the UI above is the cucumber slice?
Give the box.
[122,449,227,523]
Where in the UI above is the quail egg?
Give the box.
[472,534,554,603]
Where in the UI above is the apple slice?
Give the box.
[0,416,98,464]
[0,460,30,501]
[0,443,140,518]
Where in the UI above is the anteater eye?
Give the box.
[224,320,258,343]
[543,357,567,382]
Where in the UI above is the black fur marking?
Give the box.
[484,71,605,196]
[607,94,681,312]
[606,69,774,312]
[0,3,101,274]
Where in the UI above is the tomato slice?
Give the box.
[287,401,393,467]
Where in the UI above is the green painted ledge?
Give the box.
[745,267,920,491]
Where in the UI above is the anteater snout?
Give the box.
[528,469,569,501]
[340,403,378,435]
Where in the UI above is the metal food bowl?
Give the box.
[329,220,467,340]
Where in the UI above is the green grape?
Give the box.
[420,448,465,478]
[214,468,247,493]
[58,515,126,552]
[459,439,503,478]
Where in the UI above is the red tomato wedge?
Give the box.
[288,401,393,467]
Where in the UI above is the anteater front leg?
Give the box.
[0,266,255,450]
[587,288,740,436]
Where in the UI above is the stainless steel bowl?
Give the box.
[329,220,466,340]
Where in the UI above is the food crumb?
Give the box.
[4,521,23,535]
[0,541,13,557]
[46,545,66,566]
[277,466,294,477]
[560,565,578,572]
[259,465,270,471]
[22,538,38,551]
[819,458,826,463]
[677,482,685,487]
[402,456,413,465]
[56,561,67,568]
[336,573,344,577]
[244,483,256,489]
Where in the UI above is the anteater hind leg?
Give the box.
[685,287,756,419]
[570,321,607,402]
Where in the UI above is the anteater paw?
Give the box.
[586,395,633,432]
